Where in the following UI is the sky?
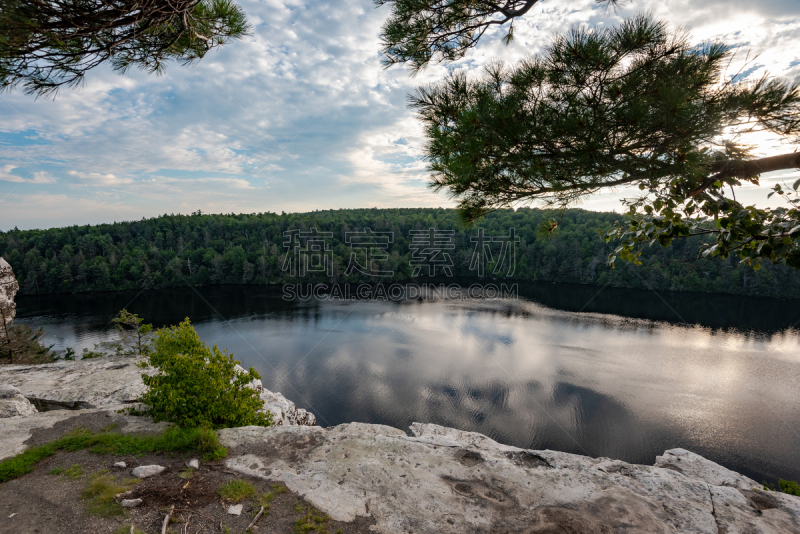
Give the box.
[0,0,799,231]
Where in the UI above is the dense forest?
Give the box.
[2,207,800,299]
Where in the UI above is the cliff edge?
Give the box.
[2,357,799,533]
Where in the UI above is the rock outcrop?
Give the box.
[0,257,18,338]
[258,389,317,426]
[219,422,800,534]
[0,357,318,426]
[235,364,317,426]
[0,384,37,418]
[0,356,150,410]
[2,356,799,532]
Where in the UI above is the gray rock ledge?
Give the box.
[2,357,798,532]
[218,422,800,534]
[0,356,316,427]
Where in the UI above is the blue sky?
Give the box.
[1,0,799,230]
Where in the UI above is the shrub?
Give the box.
[102,309,154,356]
[780,479,800,497]
[139,318,272,429]
[0,324,55,364]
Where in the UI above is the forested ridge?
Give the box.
[2,207,800,298]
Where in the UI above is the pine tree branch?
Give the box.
[689,152,800,196]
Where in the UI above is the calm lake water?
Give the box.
[15,282,800,484]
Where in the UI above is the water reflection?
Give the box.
[15,283,800,484]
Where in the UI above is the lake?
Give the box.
[15,282,800,484]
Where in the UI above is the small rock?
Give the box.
[227,504,243,516]
[0,385,37,418]
[115,490,133,500]
[131,465,166,478]
[120,498,142,508]
[0,397,37,418]
[114,461,126,468]
[188,459,199,469]
[0,385,21,399]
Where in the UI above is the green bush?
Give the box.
[779,479,800,497]
[139,318,272,429]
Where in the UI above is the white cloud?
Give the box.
[0,165,57,184]
[0,0,798,230]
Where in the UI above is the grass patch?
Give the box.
[218,479,256,503]
[48,463,84,479]
[253,485,283,517]
[257,491,276,508]
[114,526,146,534]
[294,505,331,533]
[81,474,138,517]
[0,426,226,483]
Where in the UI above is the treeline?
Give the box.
[2,207,800,298]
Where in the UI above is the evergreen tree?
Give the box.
[404,15,800,268]
[377,0,617,72]
[0,0,249,97]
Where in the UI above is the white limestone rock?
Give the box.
[188,458,199,469]
[131,465,166,478]
[655,448,760,490]
[227,504,243,516]
[233,363,316,426]
[0,258,18,336]
[0,385,20,398]
[120,498,142,508]
[0,357,315,427]
[0,384,37,418]
[0,356,151,410]
[259,389,316,427]
[114,461,127,468]
[218,422,800,534]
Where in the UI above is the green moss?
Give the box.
[0,426,226,483]
[218,479,256,502]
